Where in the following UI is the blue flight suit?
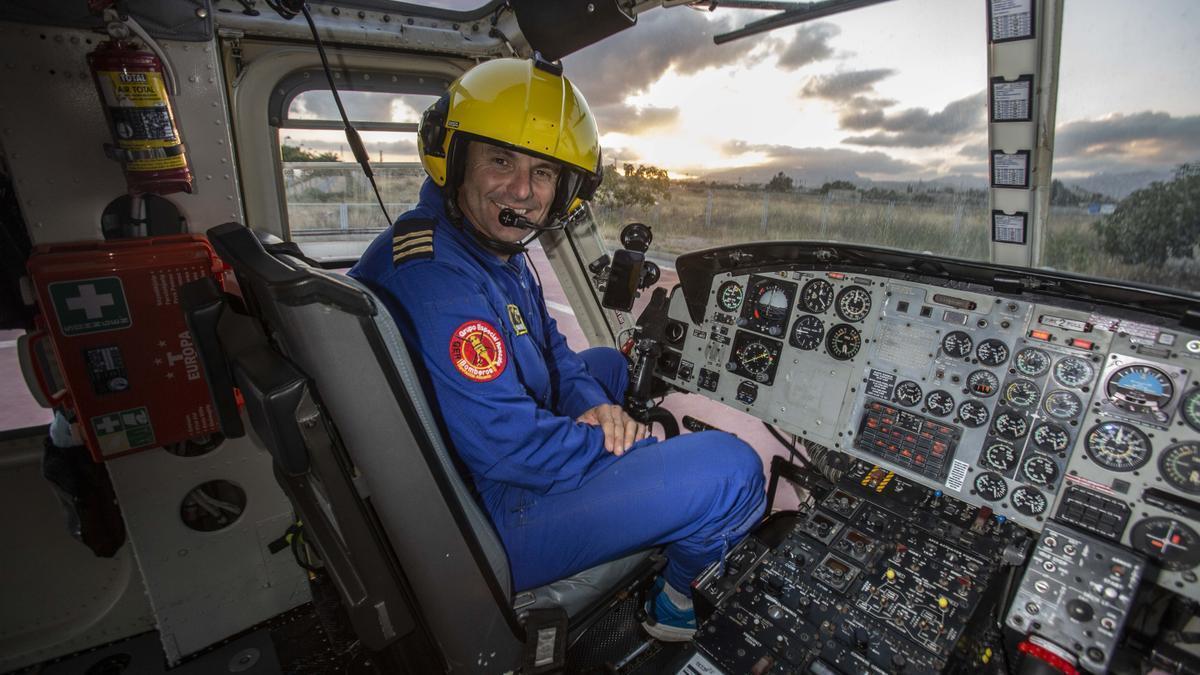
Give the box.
[349,179,765,594]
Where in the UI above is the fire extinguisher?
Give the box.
[87,40,194,195]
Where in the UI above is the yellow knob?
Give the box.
[937,596,949,609]
[885,568,896,581]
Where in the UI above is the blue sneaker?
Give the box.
[642,577,697,642]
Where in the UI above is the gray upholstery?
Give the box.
[306,267,652,616]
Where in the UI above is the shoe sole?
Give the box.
[641,620,696,643]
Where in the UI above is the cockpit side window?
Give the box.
[274,76,441,264]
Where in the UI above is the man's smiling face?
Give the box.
[455,140,561,246]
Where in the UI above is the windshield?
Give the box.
[559,0,1197,295]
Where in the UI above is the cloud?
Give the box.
[564,10,838,109]
[776,23,840,70]
[841,91,985,147]
[1054,111,1200,170]
[289,91,432,123]
[594,104,680,135]
[715,140,922,181]
[564,10,758,107]
[802,68,895,100]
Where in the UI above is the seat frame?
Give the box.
[182,223,656,672]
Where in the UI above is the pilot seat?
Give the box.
[181,222,661,672]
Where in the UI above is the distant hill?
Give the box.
[1064,170,1172,200]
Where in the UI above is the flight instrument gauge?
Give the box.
[1159,442,1200,495]
[974,472,1008,501]
[835,285,872,322]
[739,275,797,337]
[799,279,834,314]
[825,324,861,361]
[1130,517,1200,571]
[717,280,743,313]
[1015,347,1051,377]
[894,381,923,407]
[976,339,1010,367]
[925,390,956,417]
[1105,364,1175,416]
[983,442,1018,471]
[993,411,1029,439]
[958,400,989,428]
[1020,454,1060,486]
[1054,356,1095,389]
[967,370,1000,398]
[789,314,824,350]
[727,330,784,385]
[1084,421,1151,471]
[1043,390,1083,420]
[1032,423,1071,454]
[730,342,777,384]
[1183,388,1200,432]
[941,331,973,359]
[1011,486,1048,516]
[1004,379,1040,408]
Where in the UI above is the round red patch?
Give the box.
[449,320,507,382]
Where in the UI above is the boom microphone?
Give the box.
[499,208,564,232]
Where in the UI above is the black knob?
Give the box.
[892,652,908,672]
[854,626,870,649]
[1067,598,1094,623]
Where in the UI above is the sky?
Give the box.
[288,0,1200,191]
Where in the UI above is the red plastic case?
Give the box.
[26,235,224,461]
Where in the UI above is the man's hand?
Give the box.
[576,404,649,456]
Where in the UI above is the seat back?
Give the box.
[184,223,525,671]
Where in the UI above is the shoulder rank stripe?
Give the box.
[392,219,435,266]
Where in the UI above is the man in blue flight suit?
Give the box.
[349,57,766,641]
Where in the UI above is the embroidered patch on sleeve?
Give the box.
[507,304,528,336]
[392,219,434,266]
[449,320,507,382]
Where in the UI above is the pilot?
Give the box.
[349,57,766,641]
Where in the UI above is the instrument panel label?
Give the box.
[865,369,897,400]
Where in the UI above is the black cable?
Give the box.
[298,4,393,228]
[762,422,816,471]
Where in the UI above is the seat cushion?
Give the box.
[519,549,654,618]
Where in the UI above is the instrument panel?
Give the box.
[652,248,1200,599]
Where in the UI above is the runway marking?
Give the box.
[544,300,575,316]
[0,340,16,349]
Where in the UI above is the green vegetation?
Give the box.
[1093,163,1200,264]
[281,144,339,162]
[594,163,671,208]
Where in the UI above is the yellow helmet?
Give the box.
[418,56,602,226]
